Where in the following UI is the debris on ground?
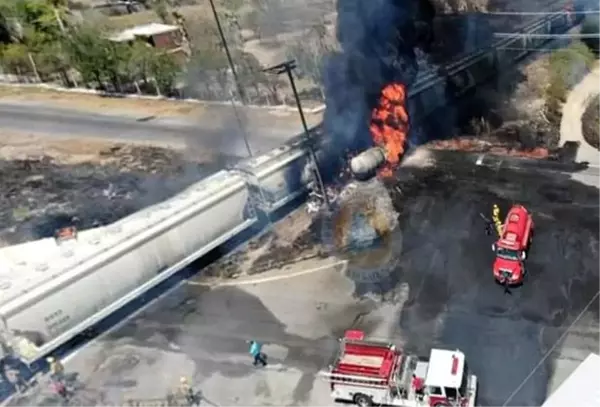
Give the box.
[0,136,227,247]
[201,208,325,280]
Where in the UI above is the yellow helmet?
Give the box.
[46,356,54,363]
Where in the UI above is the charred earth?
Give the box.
[195,146,598,406]
[0,144,230,246]
[352,151,599,406]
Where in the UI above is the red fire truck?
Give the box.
[320,330,478,407]
[491,204,534,287]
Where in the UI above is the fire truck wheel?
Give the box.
[353,393,373,407]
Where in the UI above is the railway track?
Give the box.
[417,3,578,83]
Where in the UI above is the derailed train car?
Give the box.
[0,171,261,363]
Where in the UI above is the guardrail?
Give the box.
[0,9,579,369]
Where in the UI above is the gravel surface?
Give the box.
[582,95,599,149]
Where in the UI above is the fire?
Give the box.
[369,83,409,177]
[429,137,551,159]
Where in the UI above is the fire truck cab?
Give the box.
[321,330,478,407]
[492,204,534,286]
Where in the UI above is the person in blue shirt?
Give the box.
[248,340,267,367]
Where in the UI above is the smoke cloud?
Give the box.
[322,0,433,161]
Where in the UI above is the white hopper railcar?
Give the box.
[0,170,257,363]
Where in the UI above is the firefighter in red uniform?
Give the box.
[412,374,425,400]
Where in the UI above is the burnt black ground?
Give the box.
[345,152,599,406]
[0,152,237,246]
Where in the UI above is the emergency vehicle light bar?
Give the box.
[451,355,459,375]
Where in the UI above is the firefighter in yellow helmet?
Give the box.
[47,356,69,401]
[47,356,65,382]
[492,204,503,237]
[178,376,199,406]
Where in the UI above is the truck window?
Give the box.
[429,386,442,395]
[459,362,469,395]
[496,247,519,260]
[445,387,457,400]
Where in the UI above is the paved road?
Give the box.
[8,260,374,406]
[0,102,319,157]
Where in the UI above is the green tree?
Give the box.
[128,39,155,87]
[0,42,30,75]
[544,41,596,124]
[580,14,599,54]
[149,51,178,95]
[12,0,63,47]
[63,23,111,88]
[0,0,67,80]
[547,41,596,101]
[35,39,70,82]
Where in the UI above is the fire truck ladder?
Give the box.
[124,393,188,407]
[318,371,390,387]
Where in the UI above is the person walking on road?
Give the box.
[248,340,267,367]
[178,376,199,406]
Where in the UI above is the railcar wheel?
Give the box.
[354,393,372,407]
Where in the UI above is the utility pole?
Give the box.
[263,60,330,211]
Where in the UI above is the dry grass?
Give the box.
[0,85,205,117]
[0,132,188,165]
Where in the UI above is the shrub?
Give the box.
[582,95,599,149]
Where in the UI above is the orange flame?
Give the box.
[369,83,409,178]
[428,137,551,159]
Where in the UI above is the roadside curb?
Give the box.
[0,82,326,115]
[188,258,347,288]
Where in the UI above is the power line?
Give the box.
[484,10,600,15]
[501,290,600,406]
[498,46,585,51]
[494,33,600,39]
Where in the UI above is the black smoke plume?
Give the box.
[321,0,435,169]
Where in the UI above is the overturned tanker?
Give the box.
[350,82,411,180]
[350,147,388,180]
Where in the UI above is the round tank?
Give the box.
[350,147,386,178]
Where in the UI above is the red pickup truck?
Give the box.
[492,204,534,287]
